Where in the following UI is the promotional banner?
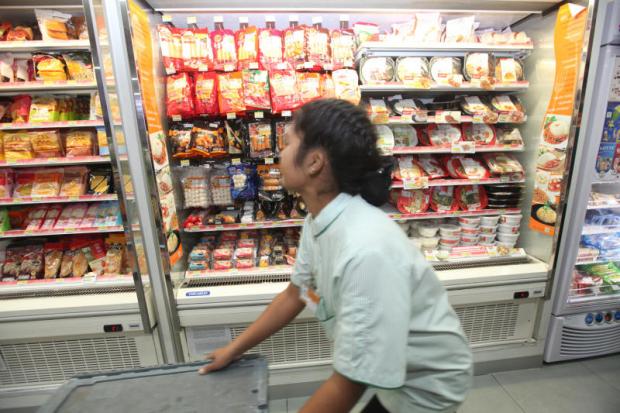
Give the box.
[529,3,588,236]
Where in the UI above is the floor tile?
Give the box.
[458,375,525,413]
[287,396,310,413]
[494,362,620,413]
[581,354,620,391]
[268,399,287,413]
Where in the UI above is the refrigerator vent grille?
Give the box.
[0,286,135,300]
[183,273,291,288]
[0,336,141,387]
[230,320,332,365]
[432,256,530,271]
[560,325,620,357]
[455,303,519,343]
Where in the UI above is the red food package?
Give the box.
[210,19,237,72]
[430,186,459,212]
[157,24,182,74]
[297,72,322,104]
[181,27,213,72]
[269,68,301,114]
[0,22,12,41]
[444,156,490,180]
[242,69,271,110]
[9,95,32,123]
[0,169,13,198]
[258,27,283,69]
[213,260,233,270]
[391,188,431,214]
[236,25,260,70]
[305,18,331,70]
[330,28,355,70]
[193,72,219,116]
[455,185,488,211]
[166,73,194,119]
[217,71,245,114]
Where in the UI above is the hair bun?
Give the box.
[360,157,393,206]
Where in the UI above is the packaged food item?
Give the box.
[166,122,191,158]
[460,96,499,123]
[59,166,87,197]
[68,16,88,40]
[9,95,32,123]
[375,125,395,156]
[228,163,257,201]
[391,189,430,214]
[190,121,226,158]
[462,123,496,145]
[19,244,44,280]
[181,21,213,72]
[274,120,290,153]
[29,97,59,122]
[31,129,63,158]
[248,121,274,158]
[210,17,237,71]
[13,58,35,82]
[32,168,63,197]
[269,68,300,113]
[367,98,389,124]
[12,170,35,198]
[40,204,63,229]
[482,153,524,174]
[0,22,11,41]
[305,17,331,69]
[235,19,259,70]
[59,250,73,278]
[391,125,418,148]
[429,57,463,87]
[192,71,219,116]
[242,69,271,110]
[395,57,431,86]
[35,9,71,41]
[455,185,488,211]
[331,16,355,70]
[353,22,380,46]
[425,124,462,146]
[464,53,494,82]
[44,241,64,279]
[210,166,233,206]
[359,57,395,84]
[445,156,490,179]
[490,95,526,122]
[283,16,306,67]
[395,156,425,181]
[33,53,67,81]
[258,17,283,69]
[25,205,48,230]
[444,16,476,43]
[157,21,183,74]
[390,20,416,41]
[181,167,210,209]
[0,53,14,83]
[297,72,322,105]
[412,13,443,43]
[217,71,245,114]
[0,169,13,198]
[387,96,427,121]
[62,52,94,81]
[6,26,34,41]
[64,129,95,156]
[225,119,247,155]
[495,58,524,83]
[417,156,448,179]
[4,131,34,162]
[430,186,458,212]
[332,69,360,105]
[166,72,194,119]
[88,167,112,194]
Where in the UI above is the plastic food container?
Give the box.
[479,233,496,243]
[460,241,477,247]
[480,241,496,247]
[440,236,460,246]
[460,226,481,235]
[439,224,461,237]
[498,224,520,234]
[481,215,500,226]
[496,240,516,249]
[458,217,481,226]
[418,222,439,237]
[497,232,519,243]
[500,214,522,225]
[421,236,440,249]
[480,225,497,234]
[461,234,479,243]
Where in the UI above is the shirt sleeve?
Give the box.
[290,218,313,287]
[332,248,411,389]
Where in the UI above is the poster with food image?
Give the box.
[529,3,588,236]
[607,103,620,176]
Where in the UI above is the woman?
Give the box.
[199,99,473,413]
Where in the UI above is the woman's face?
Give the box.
[279,124,307,193]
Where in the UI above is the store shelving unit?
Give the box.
[0,156,111,167]
[0,194,117,206]
[0,120,104,131]
[0,80,98,95]
[360,82,529,94]
[391,176,525,188]
[0,40,91,52]
[391,144,524,154]
[0,226,124,239]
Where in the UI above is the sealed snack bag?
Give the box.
[225,118,247,155]
[33,54,67,81]
[298,72,322,105]
[9,95,32,123]
[217,71,245,114]
[352,22,380,46]
[321,73,336,98]
[59,166,88,197]
[88,167,113,194]
[166,72,194,119]
[6,26,34,41]
[35,9,71,40]
[32,168,63,197]
[210,16,237,72]
[274,120,291,153]
[44,241,64,279]
[331,15,356,70]
[191,121,226,158]
[248,121,274,159]
[210,165,233,206]
[157,17,183,74]
[413,13,443,43]
[31,129,63,158]
[236,17,259,70]
[269,67,301,113]
[305,17,331,70]
[242,69,271,110]
[29,96,59,122]
[4,131,34,162]
[332,69,360,105]
[169,122,194,158]
[444,15,477,43]
[181,17,213,72]
[258,16,283,69]
[62,53,94,81]
[283,15,306,68]
[13,170,35,197]
[64,129,95,156]
[193,71,219,116]
[228,163,257,201]
[0,169,13,198]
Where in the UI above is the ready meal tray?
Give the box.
[37,355,268,413]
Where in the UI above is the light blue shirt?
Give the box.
[291,193,473,412]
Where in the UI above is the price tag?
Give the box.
[403,176,429,190]
[165,67,176,75]
[254,111,264,119]
[472,114,485,123]
[282,110,292,117]
[187,16,197,24]
[224,64,235,72]
[500,174,511,183]
[83,273,97,283]
[172,115,182,121]
[198,64,209,72]
[435,111,462,124]
[276,63,288,70]
[226,113,236,119]
[304,62,315,69]
[264,157,274,165]
[451,141,475,154]
[323,64,334,71]
[180,159,190,167]
[249,62,259,69]
[344,59,354,68]
[232,158,241,165]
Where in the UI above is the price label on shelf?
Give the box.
[198,64,209,72]
[264,157,274,165]
[165,68,176,75]
[304,62,315,69]
[451,141,475,154]
[403,176,429,190]
[254,111,264,119]
[276,62,288,70]
[232,158,241,165]
[323,64,334,71]
[180,159,190,167]
[500,174,512,183]
[172,115,182,121]
[249,62,259,70]
[224,64,235,72]
[226,113,236,119]
[472,114,485,123]
[282,110,292,117]
[436,111,462,124]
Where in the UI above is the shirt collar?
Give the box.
[309,192,353,238]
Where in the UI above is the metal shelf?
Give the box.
[392,144,524,155]
[386,207,521,221]
[391,176,525,188]
[587,202,620,210]
[582,225,620,236]
[382,115,528,125]
[0,226,124,239]
[0,120,104,131]
[356,41,533,59]
[0,156,111,167]
[0,194,117,206]
[360,82,529,94]
[0,81,97,95]
[0,275,135,296]
[184,219,305,233]
[0,40,91,52]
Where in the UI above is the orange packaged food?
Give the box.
[236,19,259,70]
[210,17,237,72]
[305,17,331,70]
[258,17,283,69]
[193,71,219,116]
[217,71,245,114]
[59,166,88,197]
[242,69,270,110]
[166,72,194,119]
[64,129,95,157]
[32,168,63,197]
[6,26,34,41]
[283,16,306,67]
[269,68,300,114]
[331,17,356,70]
[157,23,183,74]
[297,72,322,105]
[4,131,34,162]
[248,121,273,159]
[31,129,63,158]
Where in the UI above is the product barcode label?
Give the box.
[172,115,182,121]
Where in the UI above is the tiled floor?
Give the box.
[271,354,620,413]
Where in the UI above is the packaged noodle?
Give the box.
[193,71,219,116]
[0,169,13,198]
[64,129,95,156]
[332,69,360,105]
[217,71,245,114]
[9,95,32,123]
[210,18,237,71]
[32,168,63,197]
[242,69,271,110]
[62,53,94,81]
[59,166,88,197]
[297,72,322,105]
[29,96,59,123]
[258,22,283,69]
[31,129,63,158]
[35,9,72,41]
[157,24,183,74]
[283,16,306,67]
[166,72,194,119]
[269,67,300,113]
[305,17,331,69]
[236,22,259,70]
[33,53,67,81]
[4,131,34,162]
[13,170,36,197]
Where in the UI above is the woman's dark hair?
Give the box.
[293,98,392,206]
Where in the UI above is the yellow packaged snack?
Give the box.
[62,53,94,82]
[31,129,63,158]
[59,166,87,197]
[64,129,95,157]
[33,54,67,81]
[32,168,63,197]
[3,131,34,162]
[29,96,59,123]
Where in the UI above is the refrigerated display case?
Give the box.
[0,2,163,409]
[545,0,620,362]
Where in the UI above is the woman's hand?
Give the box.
[198,346,238,375]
